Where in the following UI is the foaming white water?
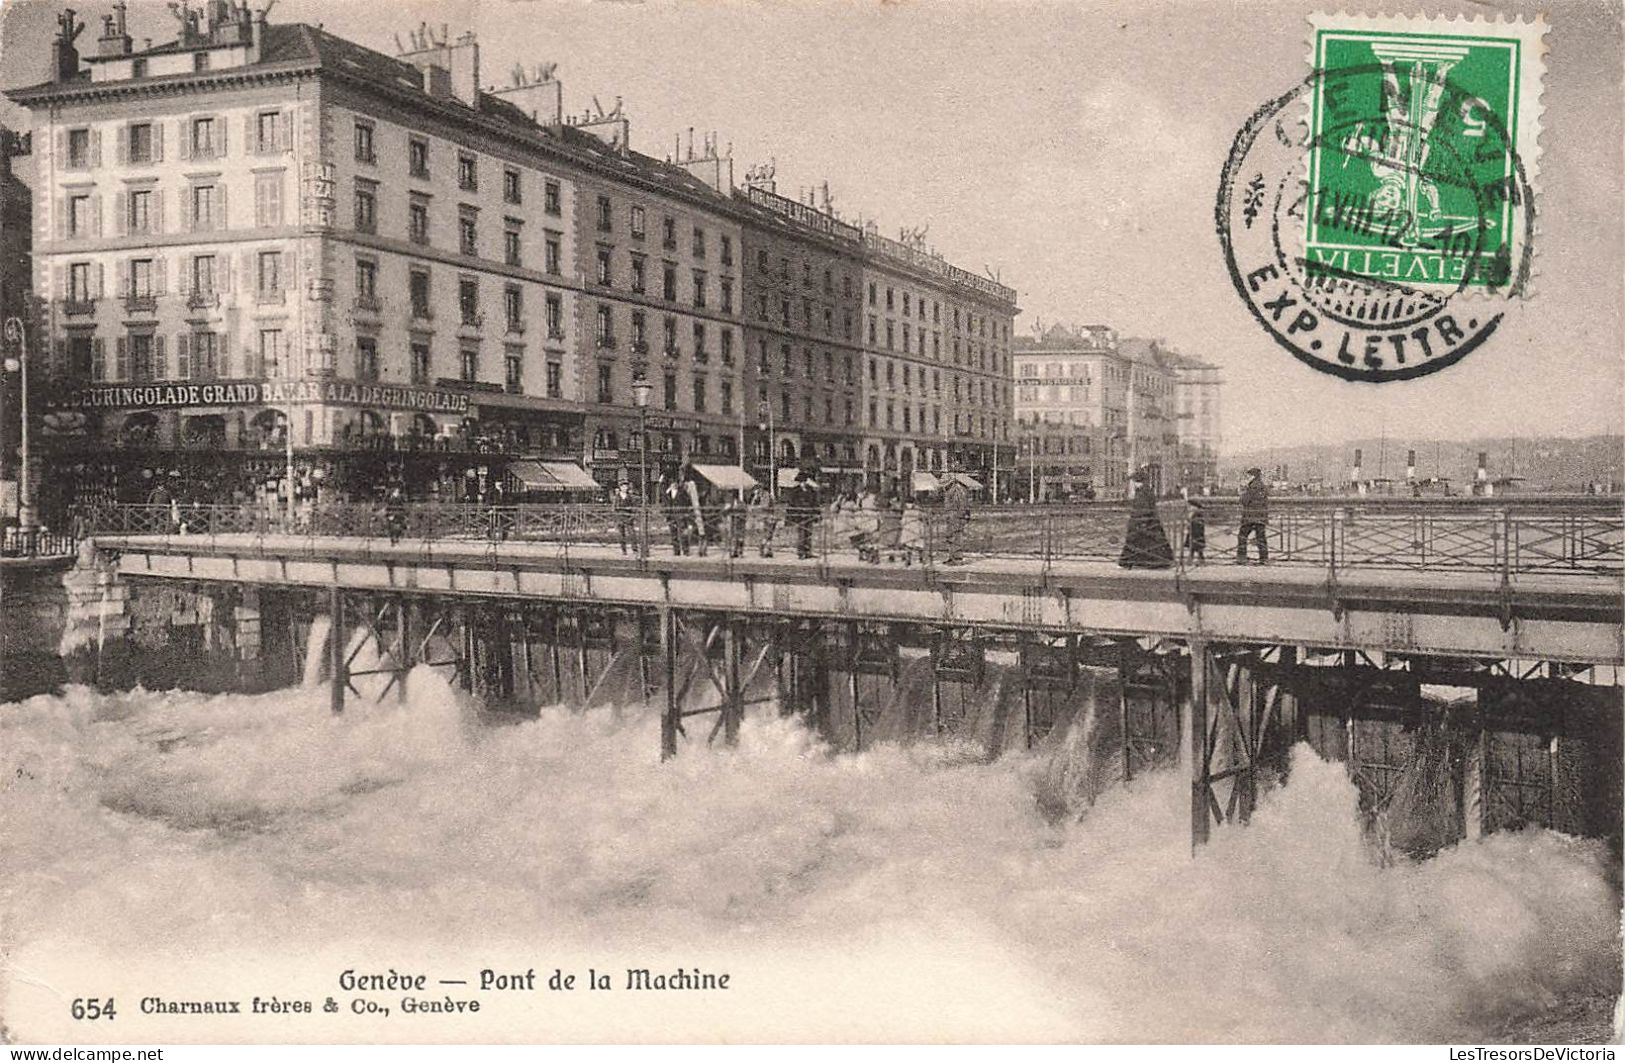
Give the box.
[300,614,332,688]
[0,664,1617,1043]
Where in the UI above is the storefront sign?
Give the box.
[46,381,472,414]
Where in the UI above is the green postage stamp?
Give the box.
[1304,13,1546,292]
[1218,13,1547,382]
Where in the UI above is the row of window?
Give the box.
[65,249,287,306]
[593,364,739,417]
[751,338,858,387]
[864,314,1007,374]
[62,173,285,239]
[745,382,856,429]
[753,250,856,302]
[866,280,1009,341]
[592,248,735,312]
[594,196,734,264]
[861,398,1002,440]
[63,328,287,384]
[392,264,568,339]
[61,110,290,170]
[590,302,736,363]
[356,118,566,217]
[756,291,854,341]
[861,357,1004,407]
[355,334,551,397]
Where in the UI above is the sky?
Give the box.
[1,0,1620,452]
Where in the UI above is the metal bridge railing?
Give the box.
[72,500,1623,578]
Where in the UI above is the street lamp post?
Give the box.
[757,399,776,503]
[3,317,32,530]
[632,377,652,559]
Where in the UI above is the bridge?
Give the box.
[64,497,1625,852]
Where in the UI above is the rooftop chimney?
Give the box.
[490,62,562,127]
[54,8,86,81]
[675,129,732,192]
[398,23,480,107]
[568,95,630,155]
[95,1,131,58]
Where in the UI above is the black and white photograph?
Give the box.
[0,0,1620,1047]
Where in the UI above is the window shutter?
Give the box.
[220,255,233,293]
[115,337,128,379]
[241,250,254,293]
[155,256,167,295]
[117,125,128,164]
[243,113,254,153]
[153,335,166,380]
[114,191,128,236]
[90,128,102,167]
[92,338,105,379]
[91,195,102,237]
[176,333,190,379]
[154,190,165,234]
[95,262,105,297]
[217,184,228,230]
[153,122,165,162]
[177,257,191,296]
[281,109,294,152]
[219,331,232,378]
[54,196,66,240]
[216,114,228,157]
[177,119,191,160]
[116,259,129,298]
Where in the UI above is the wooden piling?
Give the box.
[328,586,344,715]
[1186,637,1209,850]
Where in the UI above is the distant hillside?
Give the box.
[1223,436,1623,491]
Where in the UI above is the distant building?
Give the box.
[1012,325,1220,499]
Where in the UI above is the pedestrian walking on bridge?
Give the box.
[1237,467,1269,564]
[1118,471,1173,569]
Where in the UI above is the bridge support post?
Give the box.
[328,586,345,715]
[660,607,678,760]
[723,619,743,746]
[1186,637,1209,851]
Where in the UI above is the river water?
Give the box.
[1,642,1619,1043]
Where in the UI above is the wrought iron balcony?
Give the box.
[354,294,382,314]
[186,291,220,310]
[122,294,158,314]
[61,297,97,317]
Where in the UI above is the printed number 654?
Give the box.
[72,997,117,1020]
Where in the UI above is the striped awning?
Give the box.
[912,471,941,492]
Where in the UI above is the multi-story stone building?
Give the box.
[1013,325,1219,499]
[1012,324,1122,500]
[1171,356,1221,491]
[735,175,865,491]
[858,226,1017,494]
[9,2,1016,510]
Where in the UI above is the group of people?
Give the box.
[1118,466,1270,569]
[608,466,975,564]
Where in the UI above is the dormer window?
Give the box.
[132,58,148,78]
[193,52,209,72]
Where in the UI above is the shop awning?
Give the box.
[777,468,801,489]
[509,460,602,492]
[947,473,984,490]
[540,461,601,490]
[912,471,941,492]
[508,461,555,489]
[691,464,758,491]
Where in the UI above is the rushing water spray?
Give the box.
[0,665,1617,1043]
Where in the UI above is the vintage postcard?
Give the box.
[0,0,1620,1048]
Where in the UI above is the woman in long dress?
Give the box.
[1118,473,1174,569]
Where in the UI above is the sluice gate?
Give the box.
[86,533,1624,852]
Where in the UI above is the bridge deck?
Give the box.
[95,533,1625,666]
